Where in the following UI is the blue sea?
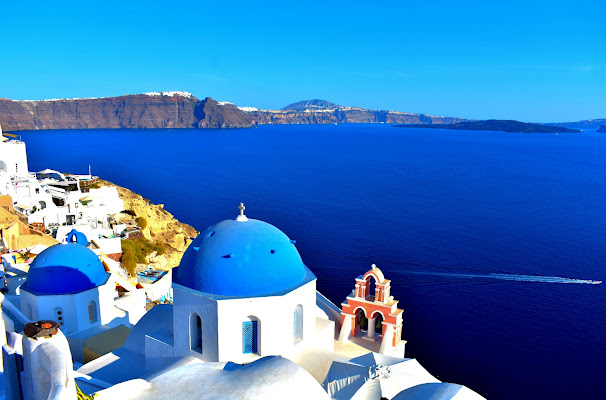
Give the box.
[20,124,606,399]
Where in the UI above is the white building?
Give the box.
[1,202,486,400]
[16,230,145,362]
[28,176,124,231]
[0,129,125,246]
[0,125,29,178]
[139,204,333,364]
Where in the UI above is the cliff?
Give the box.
[0,94,466,131]
[248,99,465,125]
[97,180,198,270]
[281,99,341,111]
[597,124,606,133]
[249,108,464,125]
[194,98,253,128]
[0,93,253,131]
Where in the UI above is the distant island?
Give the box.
[0,93,602,132]
[394,119,581,133]
[0,94,464,132]
[545,119,606,130]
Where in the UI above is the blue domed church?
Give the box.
[138,204,335,363]
[19,231,115,335]
[18,230,146,363]
[2,204,487,400]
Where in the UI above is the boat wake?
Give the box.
[302,249,602,285]
[407,270,602,285]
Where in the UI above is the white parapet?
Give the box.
[338,315,352,342]
[21,328,77,400]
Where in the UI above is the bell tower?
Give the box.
[338,264,405,357]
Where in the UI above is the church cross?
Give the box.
[238,202,245,216]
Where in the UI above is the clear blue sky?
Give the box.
[1,0,604,122]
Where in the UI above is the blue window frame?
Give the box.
[242,320,258,354]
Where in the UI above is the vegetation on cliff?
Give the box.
[97,179,198,272]
[135,217,148,230]
[121,238,166,275]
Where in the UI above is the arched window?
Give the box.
[355,307,369,333]
[368,275,377,301]
[293,304,303,343]
[370,311,384,337]
[242,316,259,354]
[39,201,46,210]
[54,307,64,323]
[189,313,202,353]
[88,301,98,323]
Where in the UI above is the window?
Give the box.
[54,307,63,323]
[294,305,303,343]
[368,276,377,300]
[189,313,202,353]
[88,301,98,323]
[242,317,259,354]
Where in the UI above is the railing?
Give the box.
[115,264,129,280]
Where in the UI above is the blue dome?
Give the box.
[66,228,89,245]
[174,218,315,297]
[22,243,108,295]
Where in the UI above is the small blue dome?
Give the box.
[22,243,108,295]
[174,218,315,297]
[66,229,89,245]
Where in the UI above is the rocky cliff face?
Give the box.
[0,94,465,131]
[194,98,253,128]
[249,99,465,125]
[99,180,198,270]
[280,99,340,111]
[0,93,253,131]
[248,109,464,125]
[598,124,606,133]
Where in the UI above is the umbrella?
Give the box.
[391,383,486,400]
[38,168,60,174]
[323,352,440,400]
[27,244,48,255]
[79,195,98,202]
